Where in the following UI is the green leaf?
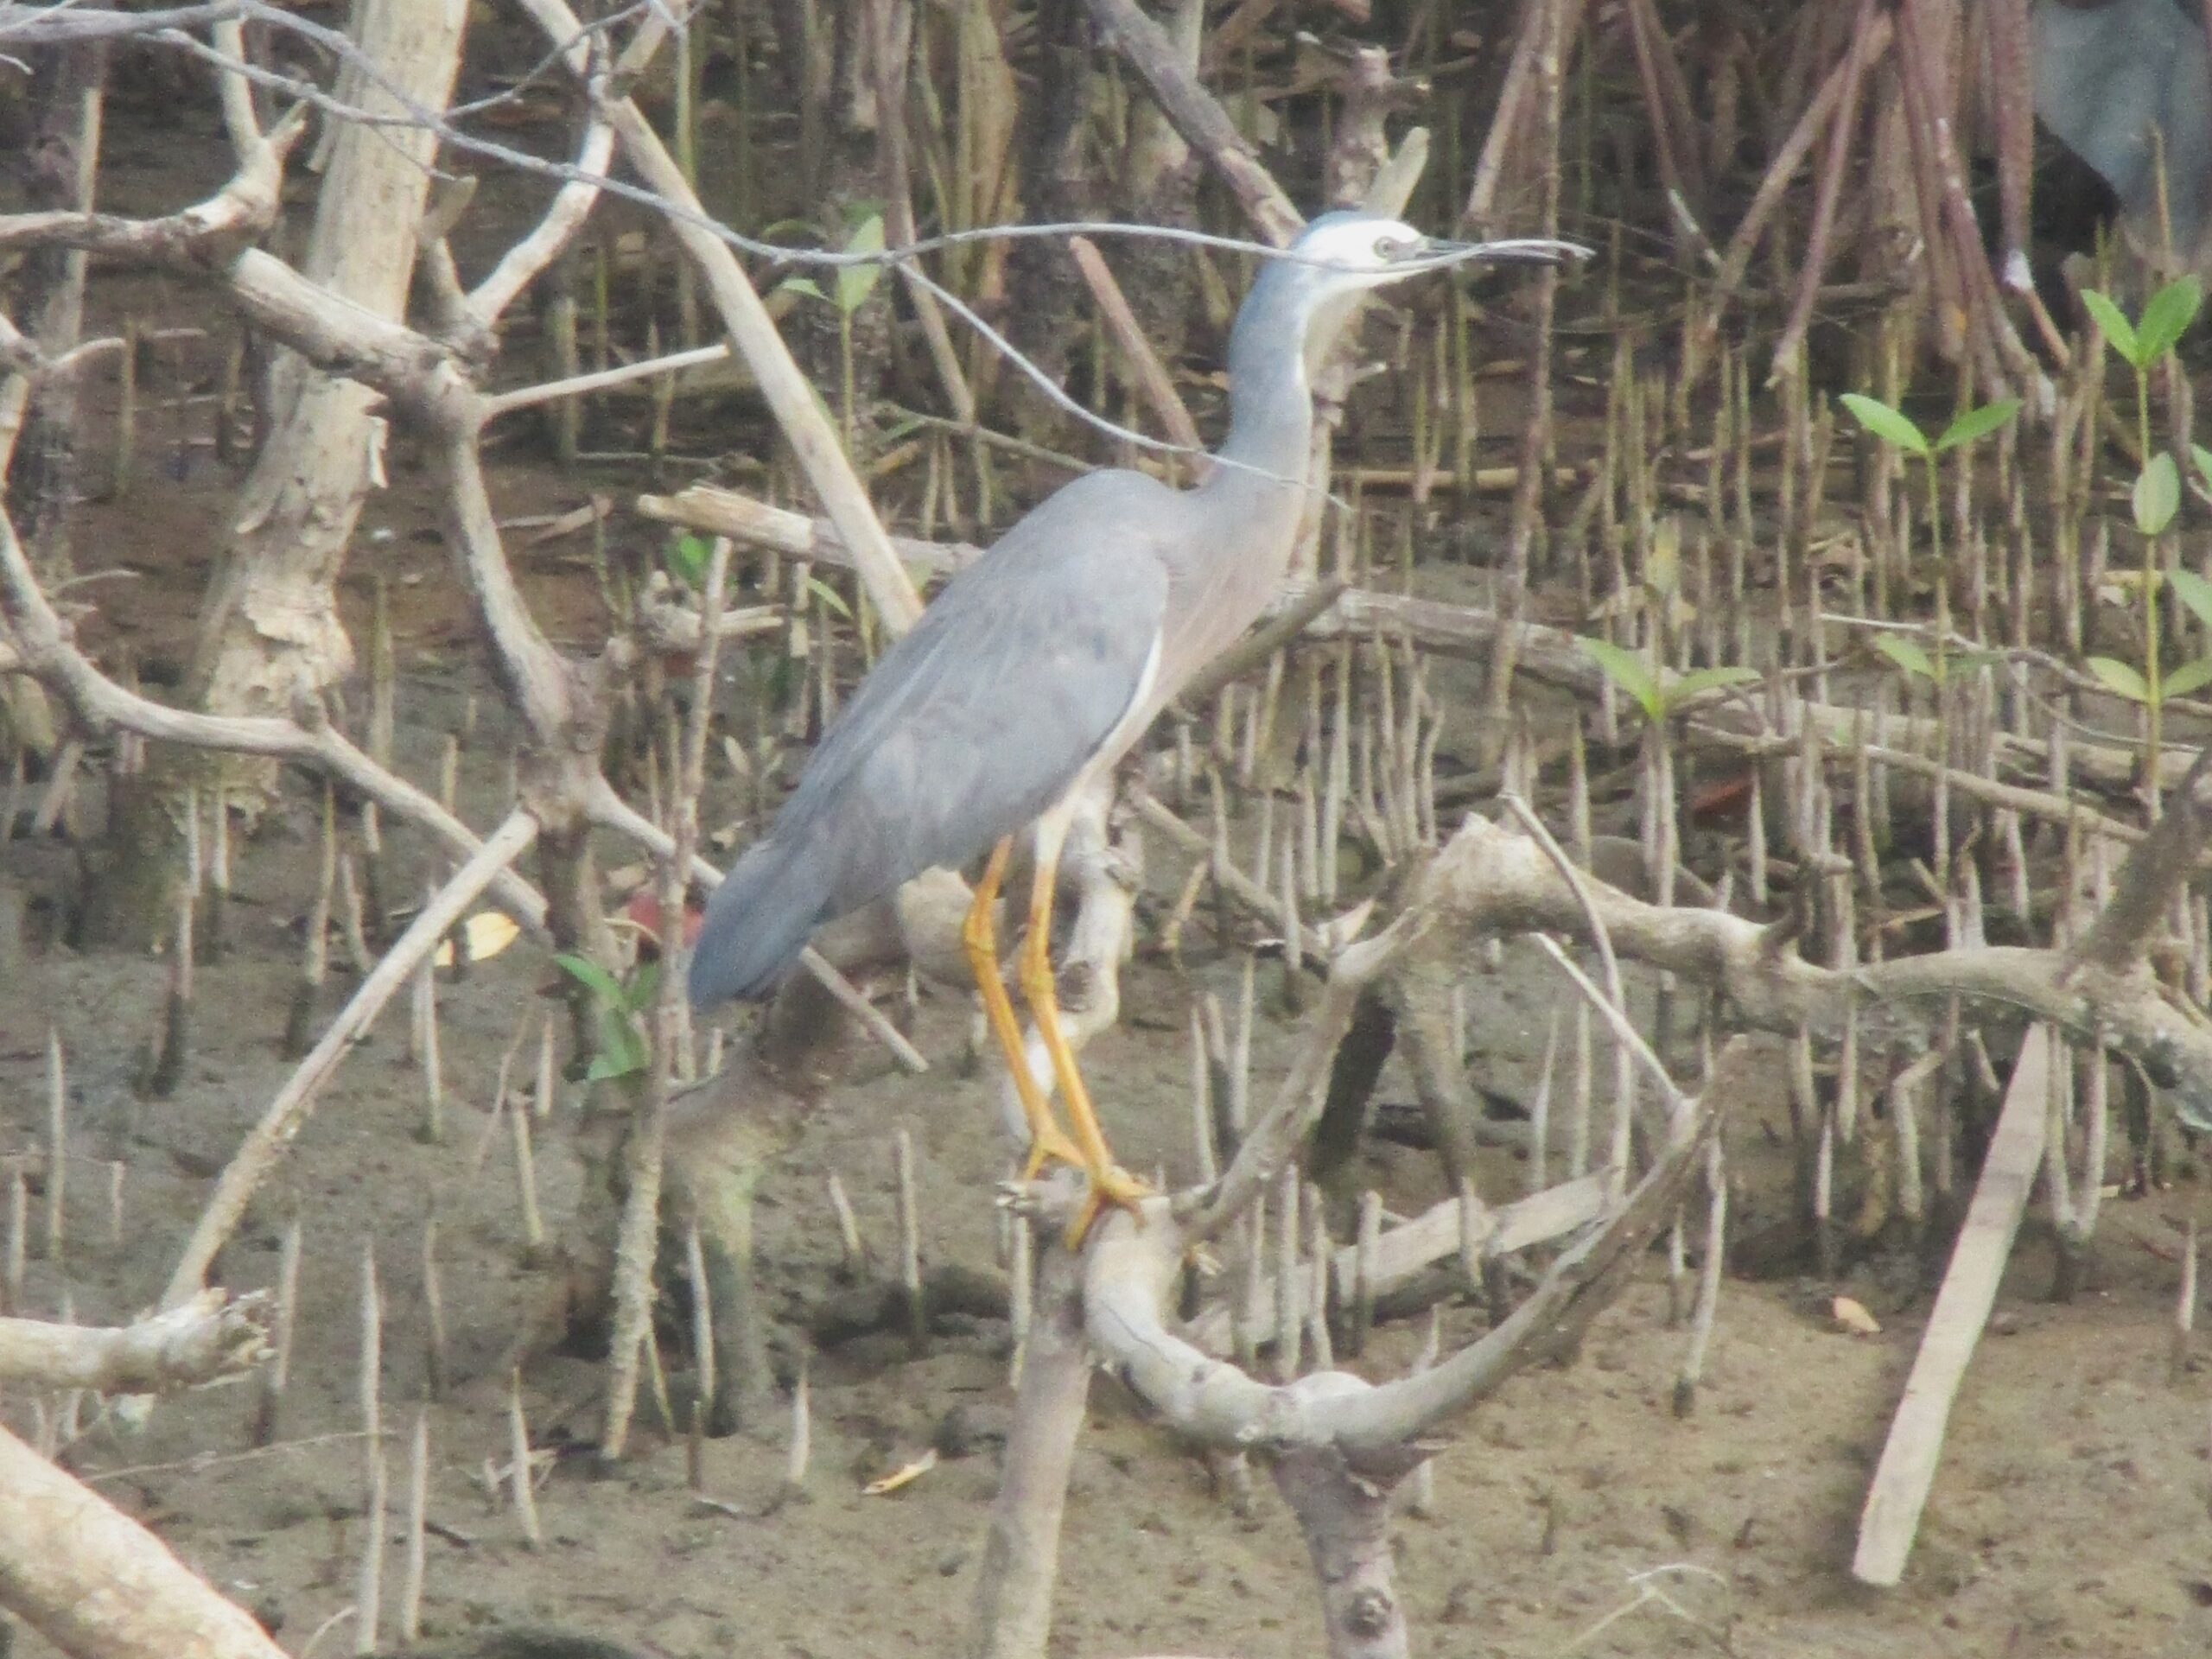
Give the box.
[1872,634,1937,679]
[2138,275,2203,362]
[586,1046,642,1083]
[1934,398,2021,452]
[835,213,887,315]
[593,1008,648,1078]
[2086,655,2152,702]
[625,960,662,1014]
[2135,452,2181,537]
[2170,569,2212,630]
[1580,637,1664,721]
[554,952,627,1008]
[2079,288,2143,366]
[665,531,712,588]
[1663,664,1760,709]
[806,575,854,620]
[776,276,828,304]
[2194,444,2212,499]
[1837,393,1929,457]
[2164,656,2212,699]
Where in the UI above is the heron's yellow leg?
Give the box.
[1017,838,1150,1249]
[963,837,1082,1178]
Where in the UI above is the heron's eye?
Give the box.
[1374,235,1406,260]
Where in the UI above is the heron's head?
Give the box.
[1252,211,1456,378]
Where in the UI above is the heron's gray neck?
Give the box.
[1205,286,1322,504]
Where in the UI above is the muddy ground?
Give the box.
[8,98,2212,1659]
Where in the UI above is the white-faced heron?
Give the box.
[690,211,1555,1242]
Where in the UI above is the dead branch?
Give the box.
[1081,0,1303,246]
[1416,812,2212,1128]
[0,1422,289,1659]
[0,1289,270,1393]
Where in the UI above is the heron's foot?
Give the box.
[1019,1123,1087,1183]
[1062,1161,1151,1252]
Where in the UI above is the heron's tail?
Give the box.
[686,836,832,1007]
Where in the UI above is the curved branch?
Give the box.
[1085,1040,1739,1465]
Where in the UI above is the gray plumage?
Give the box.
[2034,0,2212,257]
[690,212,1463,1007]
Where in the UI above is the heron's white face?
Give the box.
[1290,215,1430,289]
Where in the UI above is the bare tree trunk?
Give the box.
[1272,1447,1414,1659]
[188,0,467,727]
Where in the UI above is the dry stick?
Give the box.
[1305,1183,1333,1371]
[2174,1217,2199,1385]
[413,921,443,1143]
[782,1351,811,1503]
[507,1369,543,1548]
[399,1410,428,1644]
[510,1092,547,1263]
[252,1215,302,1446]
[1672,1134,1727,1418]
[420,1213,447,1402]
[354,1443,388,1655]
[827,1173,864,1278]
[685,1222,714,1490]
[162,809,539,1310]
[895,1127,925,1354]
[1854,1025,2056,1586]
[105,1161,122,1247]
[43,1027,63,1265]
[1403,1308,1442,1518]
[1272,1166,1301,1382]
[1007,1215,1033,1389]
[355,1244,385,1656]
[358,1240,381,1464]
[3,1171,22,1315]
[533,1013,556,1120]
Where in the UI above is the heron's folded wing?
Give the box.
[774,474,1176,911]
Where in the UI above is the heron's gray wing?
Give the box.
[2034,0,2203,211]
[689,471,1174,1004]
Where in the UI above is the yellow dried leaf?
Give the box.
[433,911,521,969]
[1831,1295,1882,1336]
[862,1447,938,1497]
